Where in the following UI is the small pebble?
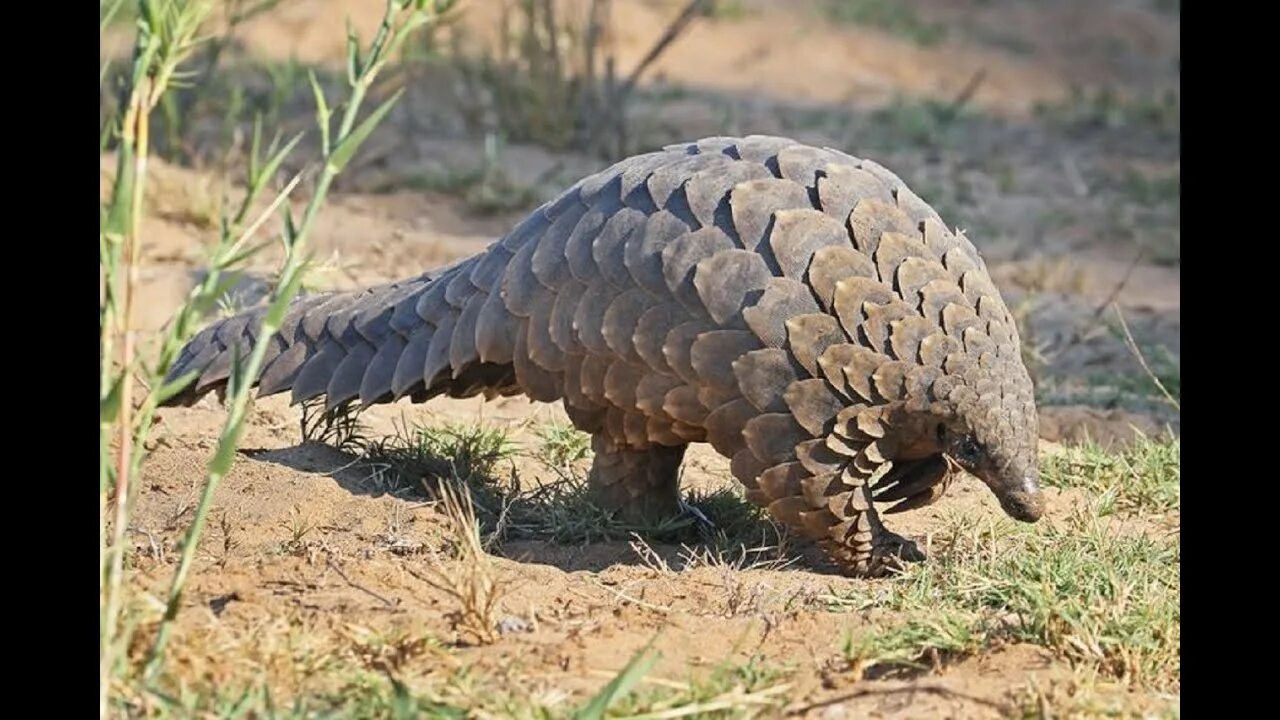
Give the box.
[819,704,849,720]
[497,616,532,635]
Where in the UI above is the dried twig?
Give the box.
[1113,305,1179,411]
[629,532,672,574]
[786,682,1011,716]
[127,526,165,563]
[1092,248,1145,320]
[587,577,673,614]
[942,68,987,119]
[326,557,398,608]
[617,0,711,101]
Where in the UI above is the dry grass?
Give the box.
[408,481,507,646]
[443,0,711,158]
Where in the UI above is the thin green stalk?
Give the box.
[125,170,304,514]
[104,131,300,715]
[101,63,160,720]
[103,75,150,717]
[104,100,300,717]
[100,4,213,717]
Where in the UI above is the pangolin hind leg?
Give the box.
[586,435,687,525]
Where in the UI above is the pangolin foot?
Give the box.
[871,528,927,573]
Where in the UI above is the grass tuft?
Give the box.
[1034,86,1180,140]
[409,482,507,647]
[300,398,369,452]
[605,654,793,717]
[840,610,985,678]
[531,421,593,471]
[443,0,709,158]
[363,420,518,497]
[828,475,1179,690]
[1039,436,1180,516]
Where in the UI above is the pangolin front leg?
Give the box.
[161,135,1045,577]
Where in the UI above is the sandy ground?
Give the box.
[104,1,1180,715]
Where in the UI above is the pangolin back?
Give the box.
[164,135,1043,575]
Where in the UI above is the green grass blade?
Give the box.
[100,0,126,32]
[155,370,199,405]
[250,132,303,197]
[574,636,662,720]
[328,87,404,173]
[308,70,331,154]
[345,16,362,84]
[104,143,135,238]
[101,373,125,424]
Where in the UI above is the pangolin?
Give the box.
[163,135,1044,576]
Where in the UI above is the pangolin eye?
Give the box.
[957,436,981,462]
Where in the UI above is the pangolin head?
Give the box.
[842,314,1045,527]
[936,358,1044,523]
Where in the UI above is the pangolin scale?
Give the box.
[163,135,1045,576]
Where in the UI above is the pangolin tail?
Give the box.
[162,254,520,410]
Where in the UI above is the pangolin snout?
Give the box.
[997,478,1044,522]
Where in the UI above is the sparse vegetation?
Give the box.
[827,438,1180,692]
[1035,331,1181,414]
[603,653,793,717]
[840,610,983,676]
[279,505,319,549]
[442,0,711,159]
[1117,168,1180,207]
[363,420,517,496]
[410,481,507,646]
[121,633,796,717]
[1034,86,1180,140]
[823,0,948,47]
[867,97,966,149]
[353,418,793,564]
[1040,436,1180,515]
[531,421,593,471]
[702,0,754,21]
[301,398,369,451]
